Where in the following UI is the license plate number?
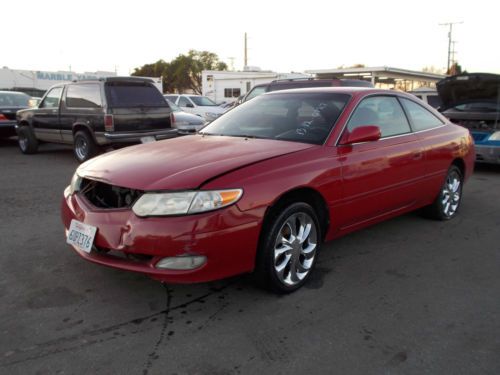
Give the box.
[67,220,97,253]
[140,136,156,144]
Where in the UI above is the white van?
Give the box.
[408,88,442,109]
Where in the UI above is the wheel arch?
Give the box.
[451,158,465,178]
[261,187,330,242]
[72,123,97,142]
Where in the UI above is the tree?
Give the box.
[447,62,466,76]
[132,50,227,94]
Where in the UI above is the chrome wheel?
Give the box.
[273,212,317,286]
[441,169,461,218]
[75,136,88,161]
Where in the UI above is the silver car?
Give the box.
[165,98,206,134]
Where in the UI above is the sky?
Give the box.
[3,0,498,76]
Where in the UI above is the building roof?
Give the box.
[305,66,445,80]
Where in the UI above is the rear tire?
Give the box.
[255,202,321,293]
[17,126,38,154]
[73,130,99,162]
[424,165,463,220]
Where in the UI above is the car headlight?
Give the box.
[132,189,243,217]
[69,173,82,195]
[205,112,219,119]
[488,131,500,141]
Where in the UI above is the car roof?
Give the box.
[73,76,155,84]
[0,90,30,96]
[264,86,381,95]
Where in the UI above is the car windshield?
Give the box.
[166,99,181,112]
[0,92,30,107]
[189,96,217,106]
[451,101,500,112]
[200,92,350,145]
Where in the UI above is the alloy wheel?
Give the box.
[273,212,317,286]
[441,170,461,218]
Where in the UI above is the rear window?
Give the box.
[0,92,30,107]
[105,82,166,107]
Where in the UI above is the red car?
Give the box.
[62,88,474,293]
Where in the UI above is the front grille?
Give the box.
[81,178,143,209]
[93,246,153,264]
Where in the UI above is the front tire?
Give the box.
[17,126,38,154]
[255,202,321,293]
[73,130,99,162]
[425,165,463,220]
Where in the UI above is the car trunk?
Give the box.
[105,81,171,132]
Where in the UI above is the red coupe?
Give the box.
[62,88,474,293]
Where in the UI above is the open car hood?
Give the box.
[437,73,500,110]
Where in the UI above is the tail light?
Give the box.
[104,114,114,132]
[0,114,7,121]
[170,112,176,127]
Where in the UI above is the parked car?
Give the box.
[164,94,226,121]
[0,91,30,138]
[165,99,206,134]
[409,87,442,108]
[16,77,177,162]
[241,78,374,104]
[62,87,474,293]
[437,73,500,164]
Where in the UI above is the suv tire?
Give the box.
[17,126,38,154]
[73,130,99,162]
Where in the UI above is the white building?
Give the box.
[202,70,310,103]
[0,67,117,96]
[0,67,163,96]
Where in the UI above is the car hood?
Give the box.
[77,135,315,191]
[437,73,500,110]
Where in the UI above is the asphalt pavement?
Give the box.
[1,138,499,375]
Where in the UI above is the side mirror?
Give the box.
[185,103,194,108]
[340,125,381,145]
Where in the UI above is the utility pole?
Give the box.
[451,41,458,66]
[244,32,248,69]
[439,21,463,73]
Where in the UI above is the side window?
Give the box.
[178,96,191,107]
[244,86,266,101]
[66,84,102,108]
[347,96,411,138]
[39,87,63,109]
[400,98,444,131]
[164,95,178,103]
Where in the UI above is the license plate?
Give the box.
[67,220,97,253]
[140,136,156,144]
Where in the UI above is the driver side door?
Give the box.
[338,95,425,229]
